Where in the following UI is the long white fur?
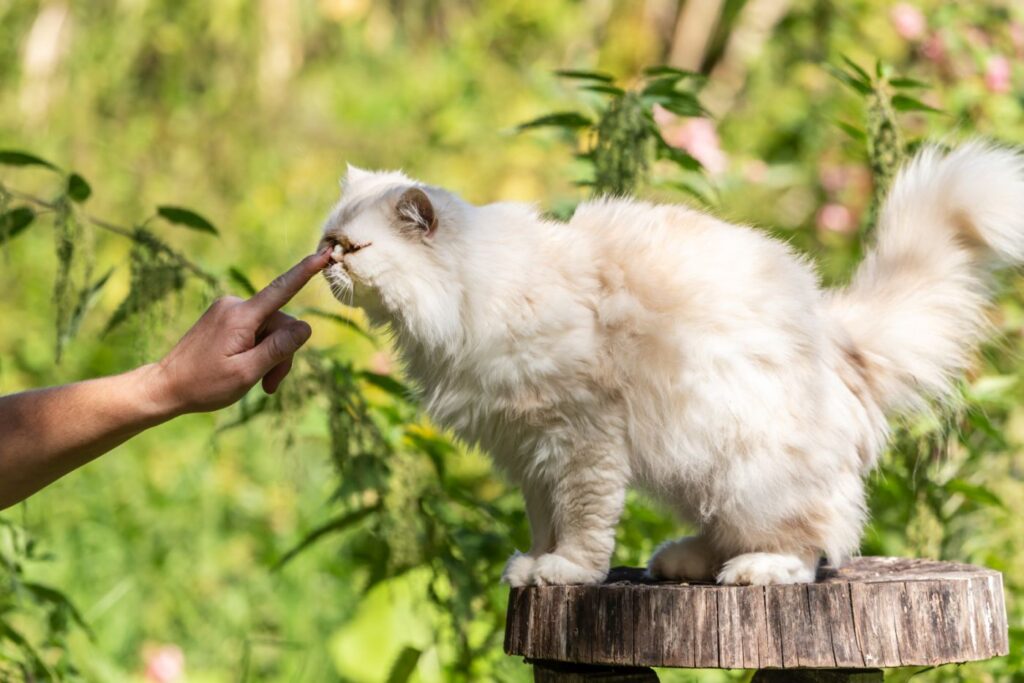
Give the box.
[320,143,1024,586]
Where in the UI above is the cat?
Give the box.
[319,142,1024,586]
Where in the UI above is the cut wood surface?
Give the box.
[504,557,1008,669]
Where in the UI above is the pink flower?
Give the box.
[144,645,185,683]
[921,33,947,64]
[890,4,926,41]
[984,55,1012,94]
[655,108,728,176]
[816,203,855,235]
[819,165,851,194]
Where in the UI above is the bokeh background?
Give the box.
[1,1,1023,681]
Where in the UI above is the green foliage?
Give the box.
[521,67,707,197]
[0,518,89,681]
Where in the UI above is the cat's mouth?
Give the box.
[327,236,372,261]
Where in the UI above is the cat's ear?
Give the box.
[396,187,438,238]
[342,164,371,188]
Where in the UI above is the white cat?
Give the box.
[319,142,1024,586]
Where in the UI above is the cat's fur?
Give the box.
[319,142,1024,586]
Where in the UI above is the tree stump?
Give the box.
[504,557,1009,681]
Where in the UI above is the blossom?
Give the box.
[144,645,185,683]
[654,106,728,176]
[890,4,926,41]
[984,55,1012,94]
[816,203,855,235]
[921,33,947,63]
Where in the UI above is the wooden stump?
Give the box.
[505,557,1008,680]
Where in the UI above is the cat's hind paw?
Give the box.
[646,536,717,581]
[716,552,816,585]
[501,551,536,587]
[531,553,607,586]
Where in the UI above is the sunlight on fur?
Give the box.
[318,143,1024,586]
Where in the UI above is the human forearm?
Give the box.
[0,364,177,509]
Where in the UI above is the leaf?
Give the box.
[841,55,872,87]
[654,97,706,118]
[302,307,374,342]
[360,370,411,399]
[891,94,942,113]
[385,647,422,683]
[945,479,1006,510]
[227,266,257,296]
[836,120,867,141]
[667,180,713,207]
[643,65,700,79]
[0,150,58,170]
[967,374,1018,402]
[66,173,92,202]
[890,77,929,89]
[517,112,593,131]
[156,205,219,235]
[61,269,114,347]
[824,64,872,95]
[656,140,703,171]
[0,207,34,245]
[272,504,380,570]
[553,69,615,83]
[580,83,626,97]
[22,582,93,636]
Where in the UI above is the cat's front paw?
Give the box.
[502,551,536,587]
[717,552,815,585]
[531,553,607,586]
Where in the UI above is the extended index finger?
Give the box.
[244,249,332,319]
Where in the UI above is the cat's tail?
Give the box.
[829,141,1024,414]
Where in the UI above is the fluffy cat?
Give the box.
[319,142,1024,586]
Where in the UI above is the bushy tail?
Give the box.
[829,141,1024,413]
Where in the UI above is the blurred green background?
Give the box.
[1,1,1023,681]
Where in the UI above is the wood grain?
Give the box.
[505,557,1009,670]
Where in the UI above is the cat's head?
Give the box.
[319,165,466,348]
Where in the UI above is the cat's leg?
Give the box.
[529,443,628,586]
[716,551,818,585]
[646,534,719,581]
[502,482,555,587]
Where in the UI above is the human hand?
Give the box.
[142,248,332,417]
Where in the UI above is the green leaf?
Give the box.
[156,205,219,235]
[653,95,706,117]
[272,504,380,570]
[824,64,872,95]
[967,374,1018,402]
[945,479,1006,510]
[656,140,703,171]
[891,94,942,113]
[22,582,93,636]
[554,69,615,83]
[517,111,593,131]
[580,83,625,97]
[666,180,713,207]
[385,647,422,683]
[840,55,872,87]
[61,269,114,347]
[836,120,867,141]
[227,266,257,296]
[360,370,411,399]
[0,150,59,170]
[890,77,929,89]
[302,307,374,342]
[66,173,92,202]
[0,207,34,245]
[643,65,701,79]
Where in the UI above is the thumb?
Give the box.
[247,321,312,373]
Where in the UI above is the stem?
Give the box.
[1,185,219,287]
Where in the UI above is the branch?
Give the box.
[1,185,220,287]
